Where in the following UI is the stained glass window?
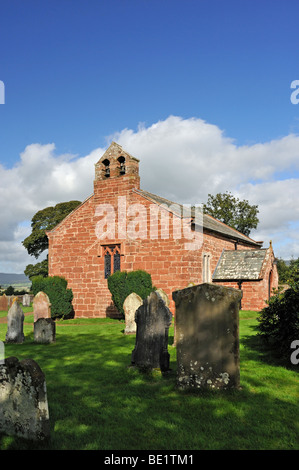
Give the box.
[103,245,121,279]
[104,252,111,279]
[114,251,121,272]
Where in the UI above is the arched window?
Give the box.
[118,156,126,175]
[103,245,121,279]
[102,159,110,178]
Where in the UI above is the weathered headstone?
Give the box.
[0,294,8,311]
[155,288,170,306]
[131,291,173,371]
[7,296,18,308]
[0,356,50,441]
[33,291,51,322]
[123,292,143,334]
[34,318,56,344]
[172,283,242,390]
[22,293,31,307]
[5,300,25,344]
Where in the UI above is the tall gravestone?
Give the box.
[33,291,51,322]
[123,292,143,334]
[0,294,8,311]
[172,283,242,390]
[0,357,50,440]
[131,291,173,372]
[5,300,25,344]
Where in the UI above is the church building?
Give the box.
[47,142,278,317]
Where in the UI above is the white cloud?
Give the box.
[1,115,299,272]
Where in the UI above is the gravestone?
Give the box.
[0,294,8,311]
[155,288,170,306]
[172,283,242,390]
[131,291,173,371]
[123,292,143,334]
[33,291,51,322]
[22,293,31,307]
[7,296,18,308]
[34,318,56,344]
[0,357,50,441]
[5,300,25,344]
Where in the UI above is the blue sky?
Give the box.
[0,0,299,272]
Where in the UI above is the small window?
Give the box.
[103,245,121,279]
[203,254,211,283]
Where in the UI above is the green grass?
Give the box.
[0,308,298,450]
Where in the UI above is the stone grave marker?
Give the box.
[155,288,170,306]
[172,283,242,390]
[34,318,56,344]
[131,291,173,372]
[22,293,31,307]
[5,300,25,344]
[0,357,50,441]
[33,291,51,322]
[0,294,8,311]
[123,292,143,334]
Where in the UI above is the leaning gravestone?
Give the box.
[0,356,50,441]
[33,291,51,322]
[0,294,8,311]
[123,292,143,334]
[172,283,242,390]
[34,318,56,344]
[5,300,25,344]
[131,291,173,372]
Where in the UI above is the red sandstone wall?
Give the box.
[48,173,275,317]
[48,186,246,317]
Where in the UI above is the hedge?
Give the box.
[107,270,154,316]
[31,275,74,319]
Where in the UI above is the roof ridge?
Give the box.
[134,188,262,247]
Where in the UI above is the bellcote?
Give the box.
[94,142,140,184]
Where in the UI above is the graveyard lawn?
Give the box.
[0,308,298,450]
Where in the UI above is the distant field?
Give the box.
[0,283,31,292]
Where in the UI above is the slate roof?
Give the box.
[134,189,262,248]
[212,249,269,280]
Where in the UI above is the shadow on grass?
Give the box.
[241,323,298,372]
[0,321,298,450]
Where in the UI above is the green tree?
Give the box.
[23,200,81,277]
[5,286,15,296]
[276,258,290,284]
[288,258,299,286]
[24,258,49,280]
[203,191,259,236]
